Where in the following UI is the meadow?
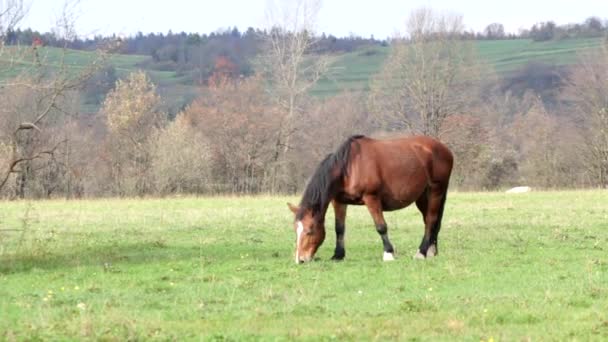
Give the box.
[1,191,607,340]
[0,46,198,114]
[312,37,605,96]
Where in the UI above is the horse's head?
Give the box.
[288,203,326,264]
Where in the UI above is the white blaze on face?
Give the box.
[295,221,304,263]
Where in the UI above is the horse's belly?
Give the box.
[335,192,364,205]
[379,175,428,211]
[380,196,415,211]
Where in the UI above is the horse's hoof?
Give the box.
[331,255,345,261]
[426,245,437,258]
[413,251,425,260]
[383,252,395,261]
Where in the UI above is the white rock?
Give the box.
[506,186,531,194]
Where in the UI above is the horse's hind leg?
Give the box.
[415,186,447,259]
[331,201,347,261]
[414,190,429,259]
[363,195,395,261]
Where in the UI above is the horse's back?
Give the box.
[343,136,453,210]
[367,136,453,179]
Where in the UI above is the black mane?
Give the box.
[297,135,364,219]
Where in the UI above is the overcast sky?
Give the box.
[19,0,608,39]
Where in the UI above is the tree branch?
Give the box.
[0,139,67,191]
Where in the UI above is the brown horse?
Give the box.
[288,135,453,264]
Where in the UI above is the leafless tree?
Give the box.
[484,23,505,39]
[290,91,371,187]
[440,114,490,189]
[102,71,165,196]
[0,0,26,48]
[562,42,608,187]
[369,7,480,138]
[150,115,212,195]
[182,75,281,193]
[511,98,583,188]
[0,1,110,197]
[258,0,332,192]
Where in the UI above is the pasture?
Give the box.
[312,37,605,96]
[0,191,607,340]
[0,46,198,114]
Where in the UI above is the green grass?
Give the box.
[0,45,197,114]
[477,37,604,73]
[312,37,606,96]
[0,46,182,85]
[1,191,607,340]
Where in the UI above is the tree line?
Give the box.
[3,15,607,88]
[3,26,382,88]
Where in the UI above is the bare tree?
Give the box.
[440,114,490,189]
[150,115,212,195]
[369,7,479,138]
[0,1,109,196]
[258,0,331,192]
[182,75,281,193]
[303,91,370,159]
[0,0,26,48]
[563,42,608,187]
[484,23,505,39]
[102,71,165,196]
[511,98,583,188]
[290,91,371,186]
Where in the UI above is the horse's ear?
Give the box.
[287,202,299,214]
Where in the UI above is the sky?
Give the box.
[19,0,608,39]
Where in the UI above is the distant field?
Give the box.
[1,191,607,340]
[0,46,197,113]
[0,46,177,84]
[1,37,605,104]
[477,37,603,73]
[312,37,605,96]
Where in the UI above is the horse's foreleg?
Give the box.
[363,195,395,261]
[331,201,347,261]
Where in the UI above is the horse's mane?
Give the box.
[297,135,364,219]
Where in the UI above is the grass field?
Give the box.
[312,37,605,96]
[0,46,178,84]
[1,191,607,340]
[0,46,198,114]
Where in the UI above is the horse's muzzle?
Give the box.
[296,255,312,264]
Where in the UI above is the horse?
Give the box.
[287,135,453,264]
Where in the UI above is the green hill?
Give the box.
[0,46,179,83]
[0,46,198,114]
[312,37,605,97]
[1,37,605,109]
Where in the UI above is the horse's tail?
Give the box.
[432,140,452,240]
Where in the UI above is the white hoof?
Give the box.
[383,252,395,261]
[427,245,437,258]
[413,251,425,260]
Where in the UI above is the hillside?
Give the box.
[1,37,605,110]
[0,46,198,114]
[311,37,605,97]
